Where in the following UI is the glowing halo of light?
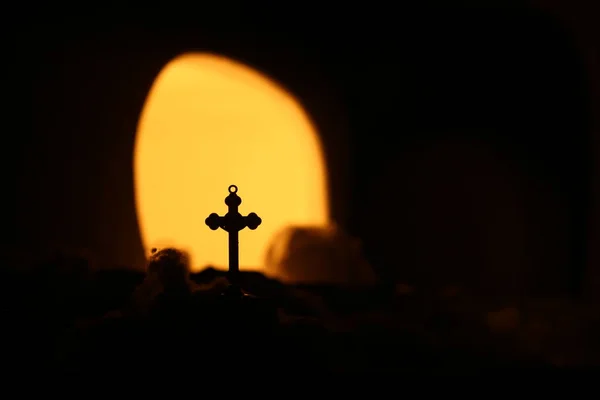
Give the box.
[134,53,329,272]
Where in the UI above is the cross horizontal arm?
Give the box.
[245,212,262,230]
[205,213,223,230]
[205,212,261,232]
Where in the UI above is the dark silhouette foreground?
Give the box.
[2,249,599,375]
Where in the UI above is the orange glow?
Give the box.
[134,53,329,272]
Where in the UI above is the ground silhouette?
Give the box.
[1,248,599,374]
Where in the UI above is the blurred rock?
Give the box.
[264,224,378,287]
[128,247,202,315]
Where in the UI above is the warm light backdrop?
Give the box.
[134,53,329,272]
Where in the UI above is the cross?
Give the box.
[205,185,262,287]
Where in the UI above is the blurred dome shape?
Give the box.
[134,53,329,272]
[265,224,378,286]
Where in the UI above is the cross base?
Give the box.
[221,283,250,299]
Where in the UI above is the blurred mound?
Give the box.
[264,224,378,287]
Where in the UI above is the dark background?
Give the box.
[16,2,600,300]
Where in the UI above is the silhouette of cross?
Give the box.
[205,185,262,286]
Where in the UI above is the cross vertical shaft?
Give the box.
[228,230,239,282]
[205,185,262,287]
